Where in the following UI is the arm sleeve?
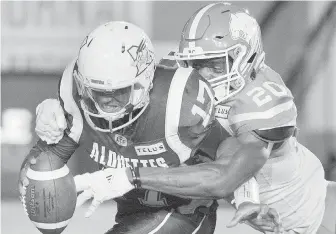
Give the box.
[35,134,79,164]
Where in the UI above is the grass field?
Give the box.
[1,200,260,234]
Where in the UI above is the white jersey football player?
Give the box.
[174,2,336,234]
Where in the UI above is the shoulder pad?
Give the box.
[226,69,297,135]
[157,51,187,70]
[58,58,84,143]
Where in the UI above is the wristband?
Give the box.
[129,166,141,188]
[233,177,260,208]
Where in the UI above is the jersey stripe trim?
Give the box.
[258,118,297,130]
[165,68,193,164]
[192,215,207,234]
[230,100,295,124]
[148,209,173,234]
[188,3,218,48]
[59,59,83,143]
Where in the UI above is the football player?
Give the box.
[19,21,282,233]
[173,2,335,233]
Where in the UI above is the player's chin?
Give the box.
[102,106,123,113]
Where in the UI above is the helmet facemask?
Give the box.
[74,65,152,133]
[72,21,155,133]
[186,44,248,104]
[175,3,265,104]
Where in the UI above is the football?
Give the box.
[22,151,77,234]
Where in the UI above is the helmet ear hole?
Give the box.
[233,48,241,58]
[214,35,224,40]
[250,69,256,80]
[247,52,257,63]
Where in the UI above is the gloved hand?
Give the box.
[74,168,135,218]
[18,148,43,212]
[35,99,67,144]
[227,202,284,234]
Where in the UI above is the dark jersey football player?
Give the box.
[20,21,282,233]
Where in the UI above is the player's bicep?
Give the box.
[216,131,271,164]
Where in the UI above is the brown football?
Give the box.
[22,151,77,234]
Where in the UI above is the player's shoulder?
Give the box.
[153,65,211,99]
[145,66,214,142]
[58,58,78,98]
[153,64,214,125]
[227,65,293,113]
[58,58,84,143]
[222,65,297,134]
[173,67,214,127]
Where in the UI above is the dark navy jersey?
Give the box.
[43,59,230,211]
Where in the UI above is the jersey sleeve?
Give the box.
[194,119,232,162]
[164,67,216,163]
[227,66,297,135]
[57,58,85,144]
[34,136,79,163]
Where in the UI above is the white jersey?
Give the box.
[217,65,328,233]
[257,138,327,233]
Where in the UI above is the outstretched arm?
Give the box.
[127,132,272,199]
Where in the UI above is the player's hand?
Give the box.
[227,202,283,234]
[18,152,38,200]
[75,168,134,218]
[35,99,67,144]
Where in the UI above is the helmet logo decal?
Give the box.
[229,12,257,44]
[127,39,154,77]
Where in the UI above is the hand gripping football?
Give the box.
[22,151,77,234]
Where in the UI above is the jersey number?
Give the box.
[191,80,215,127]
[138,190,168,207]
[246,81,287,107]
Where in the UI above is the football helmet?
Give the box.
[175,2,265,103]
[74,21,155,132]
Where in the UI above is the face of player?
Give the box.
[188,57,233,81]
[91,86,132,113]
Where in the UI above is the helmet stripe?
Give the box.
[188,3,219,48]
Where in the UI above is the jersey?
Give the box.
[216,65,297,136]
[52,59,229,214]
[215,65,327,232]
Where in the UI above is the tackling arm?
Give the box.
[127,131,272,199]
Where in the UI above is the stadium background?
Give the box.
[1,1,336,233]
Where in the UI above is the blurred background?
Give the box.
[1,1,336,233]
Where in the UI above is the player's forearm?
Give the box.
[35,137,78,164]
[131,145,268,199]
[132,164,225,199]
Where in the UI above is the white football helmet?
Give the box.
[175,2,265,103]
[73,21,155,132]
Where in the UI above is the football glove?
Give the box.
[35,98,66,144]
[75,168,134,218]
[227,202,283,234]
